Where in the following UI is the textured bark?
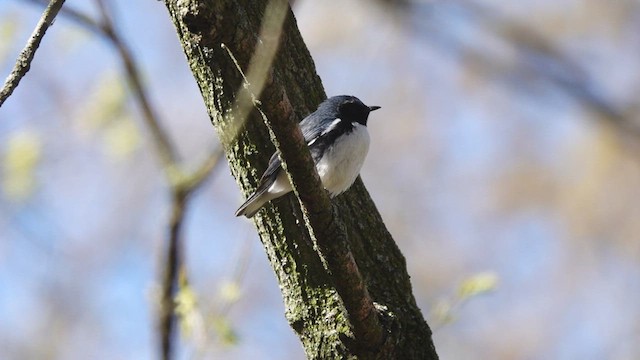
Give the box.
[163,1,438,359]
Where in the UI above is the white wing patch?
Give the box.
[321,119,342,136]
[308,118,340,146]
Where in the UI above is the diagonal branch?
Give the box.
[0,0,66,107]
[94,0,178,168]
[256,92,387,352]
[222,0,386,350]
[164,0,438,358]
[226,42,387,349]
[398,0,640,140]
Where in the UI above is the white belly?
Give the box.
[315,123,370,197]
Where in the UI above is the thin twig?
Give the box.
[94,0,178,168]
[160,147,224,359]
[178,147,225,193]
[24,0,178,166]
[0,0,66,107]
[24,1,227,358]
[160,190,187,360]
[219,0,289,147]
[160,148,224,360]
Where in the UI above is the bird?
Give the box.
[235,95,380,218]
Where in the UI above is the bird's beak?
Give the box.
[368,105,381,112]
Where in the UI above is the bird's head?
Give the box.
[321,95,380,126]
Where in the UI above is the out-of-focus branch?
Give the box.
[461,1,640,135]
[176,148,225,192]
[160,147,224,360]
[94,0,178,168]
[21,1,227,358]
[0,0,66,107]
[160,190,187,360]
[26,0,178,167]
[218,0,289,148]
[389,0,640,139]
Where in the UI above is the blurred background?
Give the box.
[2,0,640,359]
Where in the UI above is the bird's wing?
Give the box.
[300,117,326,145]
[257,118,323,183]
[255,112,336,188]
[301,114,341,147]
[259,151,282,183]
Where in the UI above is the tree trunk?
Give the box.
[163,1,438,359]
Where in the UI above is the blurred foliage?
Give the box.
[458,271,499,299]
[218,280,242,304]
[0,13,20,62]
[2,129,41,201]
[103,117,140,159]
[175,282,202,340]
[431,272,499,328]
[211,316,239,346]
[78,73,141,159]
[175,277,244,354]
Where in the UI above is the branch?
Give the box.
[219,0,385,346]
[176,148,225,193]
[0,0,66,107]
[258,92,387,352]
[27,2,226,357]
[399,0,640,139]
[160,190,187,360]
[27,0,179,167]
[224,0,386,350]
[160,148,224,360]
[94,0,178,168]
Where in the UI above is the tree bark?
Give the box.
[163,1,438,359]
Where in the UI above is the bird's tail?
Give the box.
[236,186,282,219]
[236,171,292,218]
[235,188,273,218]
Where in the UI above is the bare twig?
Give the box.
[156,148,223,360]
[0,0,66,107]
[176,148,225,193]
[26,0,178,167]
[23,1,227,358]
[160,147,224,360]
[160,191,187,360]
[94,0,178,168]
[219,0,290,147]
[398,0,640,139]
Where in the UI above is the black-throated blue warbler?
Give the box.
[236,95,380,218]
